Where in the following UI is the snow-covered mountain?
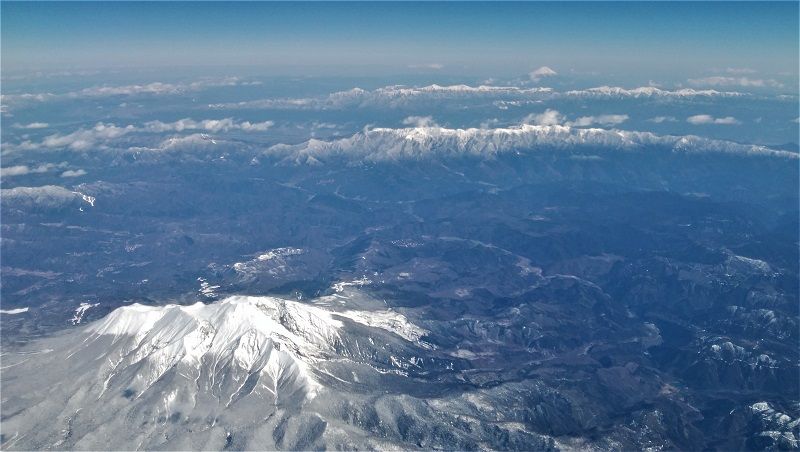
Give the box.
[0,292,456,450]
[266,124,796,164]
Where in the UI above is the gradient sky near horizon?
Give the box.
[2,2,798,79]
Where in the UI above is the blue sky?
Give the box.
[2,2,798,78]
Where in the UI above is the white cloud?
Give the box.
[0,163,60,177]
[41,123,136,151]
[74,77,259,97]
[12,122,49,129]
[723,67,757,74]
[523,109,564,126]
[479,118,500,129]
[792,117,799,123]
[529,66,558,82]
[76,82,184,97]
[647,116,678,123]
[210,84,553,110]
[408,63,444,70]
[687,114,741,125]
[143,118,273,133]
[2,165,34,177]
[567,114,628,127]
[687,76,782,89]
[1,165,33,177]
[0,77,261,110]
[402,116,438,127]
[61,169,87,178]
[6,118,273,152]
[523,110,627,127]
[0,93,56,105]
[238,120,274,132]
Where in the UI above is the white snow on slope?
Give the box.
[232,247,306,278]
[84,296,344,401]
[71,302,99,325]
[257,247,304,261]
[82,295,430,401]
[334,309,429,344]
[87,296,342,355]
[332,277,372,293]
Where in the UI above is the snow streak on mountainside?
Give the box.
[267,124,797,164]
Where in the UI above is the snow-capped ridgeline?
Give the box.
[267,124,796,163]
[561,86,746,99]
[210,83,750,110]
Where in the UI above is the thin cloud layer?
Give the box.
[408,63,445,70]
[143,118,273,133]
[0,77,261,110]
[210,84,555,110]
[12,122,49,129]
[687,76,783,89]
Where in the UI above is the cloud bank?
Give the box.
[0,77,261,110]
[143,118,273,133]
[4,118,272,153]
